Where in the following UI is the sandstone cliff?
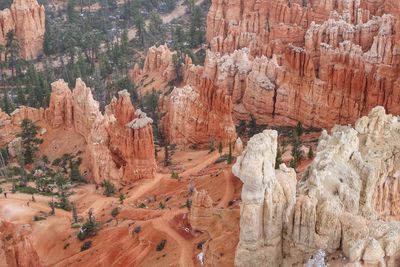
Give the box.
[233,107,400,266]
[0,0,45,60]
[131,45,177,92]
[200,0,400,128]
[0,79,156,186]
[0,221,42,267]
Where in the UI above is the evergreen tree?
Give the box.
[248,114,258,137]
[1,92,13,114]
[164,144,171,166]
[275,146,283,169]
[72,202,78,224]
[16,119,43,165]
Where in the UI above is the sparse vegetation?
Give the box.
[77,209,100,241]
[111,207,119,217]
[80,240,92,251]
[102,180,115,197]
[171,171,180,180]
[156,239,167,251]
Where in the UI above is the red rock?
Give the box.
[0,221,42,267]
[132,45,177,85]
[0,79,156,186]
[0,0,45,60]
[202,0,400,128]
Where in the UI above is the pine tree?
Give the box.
[72,202,78,224]
[218,142,223,155]
[248,114,258,137]
[275,146,283,169]
[17,119,43,165]
[164,144,171,166]
[1,92,13,114]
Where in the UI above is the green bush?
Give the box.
[80,240,92,251]
[33,215,47,221]
[156,239,167,251]
[171,171,179,179]
[111,207,119,217]
[77,209,100,241]
[134,225,142,234]
[102,180,115,197]
[71,223,81,229]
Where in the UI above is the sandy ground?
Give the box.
[0,145,242,267]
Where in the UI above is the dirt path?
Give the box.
[181,151,221,178]
[216,169,234,208]
[128,0,206,40]
[126,173,166,203]
[152,210,194,267]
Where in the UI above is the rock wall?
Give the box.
[0,79,156,186]
[0,221,42,267]
[131,45,177,85]
[0,0,45,60]
[203,0,400,128]
[159,50,237,146]
[233,107,400,266]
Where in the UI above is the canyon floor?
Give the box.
[0,147,243,267]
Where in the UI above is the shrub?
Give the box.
[111,207,119,217]
[138,203,146,209]
[156,239,167,251]
[33,215,46,221]
[134,225,142,234]
[171,171,179,179]
[71,223,81,228]
[77,209,100,240]
[80,240,92,251]
[159,202,166,210]
[102,180,115,197]
[64,243,70,250]
[119,193,126,204]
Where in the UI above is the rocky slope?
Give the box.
[0,221,42,267]
[202,0,400,128]
[233,106,400,266]
[0,0,45,60]
[0,79,156,186]
[158,50,237,146]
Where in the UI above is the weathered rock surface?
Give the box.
[0,79,156,186]
[0,221,42,267]
[0,0,45,60]
[203,0,400,128]
[131,45,177,85]
[233,107,400,266]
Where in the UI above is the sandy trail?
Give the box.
[216,169,235,208]
[152,210,194,267]
[126,173,166,203]
[181,151,221,178]
[128,0,205,40]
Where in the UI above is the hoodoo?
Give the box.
[234,107,400,266]
[0,0,45,59]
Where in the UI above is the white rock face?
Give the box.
[234,107,400,267]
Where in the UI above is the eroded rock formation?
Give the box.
[0,221,42,267]
[234,107,400,266]
[131,45,177,85]
[0,79,156,185]
[0,0,45,60]
[199,0,400,128]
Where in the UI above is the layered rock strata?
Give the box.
[131,45,177,85]
[0,0,45,60]
[0,221,42,267]
[197,0,400,128]
[0,79,156,185]
[234,106,400,266]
